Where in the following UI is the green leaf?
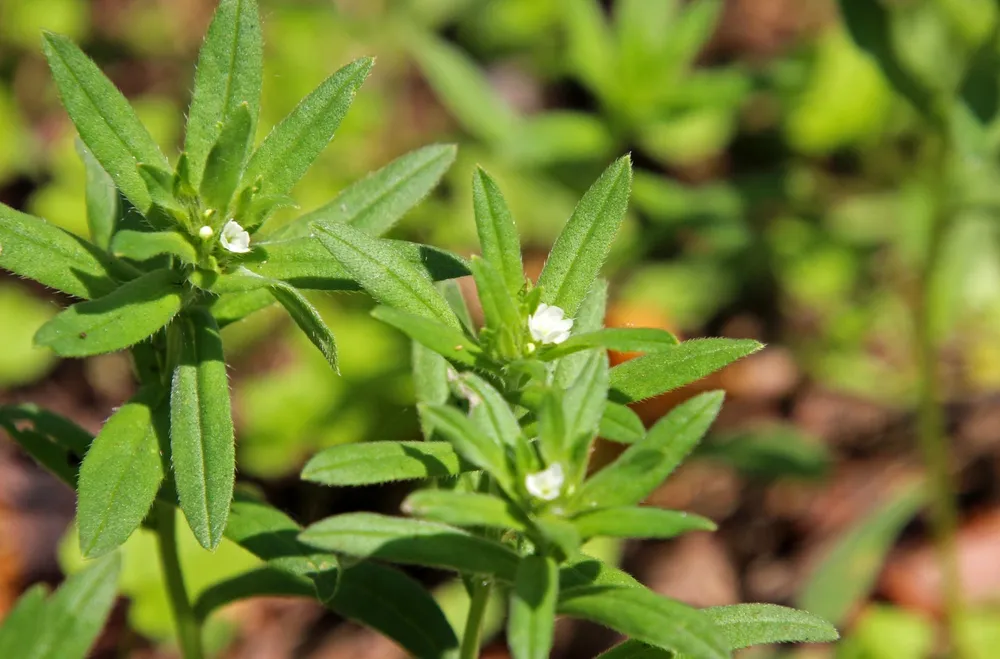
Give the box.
[503,112,614,167]
[696,425,830,481]
[559,554,642,591]
[281,143,457,238]
[184,0,263,190]
[536,156,632,316]
[563,350,609,469]
[599,402,645,444]
[472,167,524,299]
[0,203,125,300]
[412,342,450,440]
[75,140,118,249]
[200,103,253,213]
[136,164,185,216]
[300,512,521,581]
[571,507,716,540]
[193,567,314,620]
[110,230,197,263]
[0,405,91,487]
[541,328,679,361]
[242,57,373,198]
[572,391,724,511]
[798,479,925,625]
[403,490,527,531]
[702,604,839,649]
[78,388,166,557]
[419,403,514,494]
[314,221,459,328]
[610,339,762,403]
[210,288,273,327]
[461,372,522,450]
[563,0,616,95]
[34,268,182,357]
[558,585,729,659]
[441,278,476,334]
[555,278,608,387]
[470,255,523,356]
[269,283,338,372]
[410,33,518,144]
[245,237,470,291]
[509,555,558,659]
[170,309,235,550]
[20,553,121,659]
[372,305,482,368]
[42,32,169,212]
[302,440,473,486]
[0,586,48,658]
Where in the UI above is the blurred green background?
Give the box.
[4,1,1000,657]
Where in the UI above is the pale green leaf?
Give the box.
[110,230,197,263]
[75,140,118,249]
[418,403,514,494]
[509,555,558,659]
[302,440,473,486]
[473,167,524,299]
[541,327,679,361]
[372,305,482,368]
[403,490,527,531]
[554,278,608,387]
[599,402,645,444]
[571,507,716,540]
[200,103,253,213]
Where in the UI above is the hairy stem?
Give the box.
[155,502,204,659]
[459,579,492,659]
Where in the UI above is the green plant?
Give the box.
[0,1,839,657]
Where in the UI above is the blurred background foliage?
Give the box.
[4,0,1000,657]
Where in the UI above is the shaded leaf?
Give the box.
[110,230,197,264]
[269,284,338,371]
[509,555,558,659]
[419,403,514,493]
[302,441,473,486]
[200,103,253,212]
[403,490,527,531]
[372,305,482,368]
[75,140,118,250]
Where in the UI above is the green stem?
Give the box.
[155,502,204,659]
[459,580,492,659]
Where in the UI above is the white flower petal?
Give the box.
[528,304,574,345]
[525,463,564,501]
[220,219,251,254]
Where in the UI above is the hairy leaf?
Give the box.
[541,328,678,361]
[302,440,472,486]
[418,403,514,493]
[75,140,118,249]
[472,167,524,298]
[509,555,558,659]
[110,230,197,263]
[372,305,482,368]
[269,284,338,371]
[599,402,645,444]
[200,103,254,212]
[403,490,527,531]
[571,507,716,540]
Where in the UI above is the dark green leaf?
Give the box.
[541,328,679,361]
[419,403,514,493]
[300,512,520,581]
[269,284,338,371]
[403,490,527,531]
[200,103,253,212]
[194,567,314,621]
[610,339,762,403]
[242,58,373,198]
[798,479,925,625]
[314,221,460,328]
[0,203,125,300]
[462,372,522,450]
[110,230,197,263]
[136,165,185,216]
[571,507,716,540]
[0,405,91,487]
[536,156,632,317]
[558,554,641,591]
[281,143,457,238]
[472,167,524,299]
[372,305,482,368]
[573,391,724,511]
[78,388,166,557]
[170,309,235,550]
[558,585,729,659]
[509,555,558,659]
[75,140,118,249]
[599,402,645,444]
[42,32,169,212]
[34,269,182,357]
[302,440,473,486]
[184,0,263,189]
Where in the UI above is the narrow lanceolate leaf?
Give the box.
[473,167,524,298]
[0,405,92,487]
[418,403,514,493]
[185,0,263,189]
[412,342,450,440]
[76,140,118,249]
[302,441,473,486]
[281,143,458,238]
[269,284,338,371]
[0,586,47,658]
[200,103,254,212]
[194,567,314,620]
[243,58,373,198]
[462,373,522,450]
[470,256,522,342]
[555,278,607,387]
[171,309,235,550]
[42,32,169,212]
[610,339,763,403]
[599,402,645,444]
[571,507,716,540]
[536,156,632,316]
[0,203,124,300]
[403,490,527,531]
[509,556,558,659]
[558,586,729,659]
[572,391,725,511]
[559,555,642,591]
[35,269,182,357]
[541,328,679,361]
[78,388,166,557]
[300,513,521,582]
[563,350,609,467]
[372,305,482,368]
[314,221,460,328]
[24,553,121,659]
[210,289,274,327]
[703,604,839,649]
[111,230,197,263]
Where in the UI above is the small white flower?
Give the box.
[198,225,214,240]
[220,219,251,253]
[528,303,573,345]
[525,463,564,501]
